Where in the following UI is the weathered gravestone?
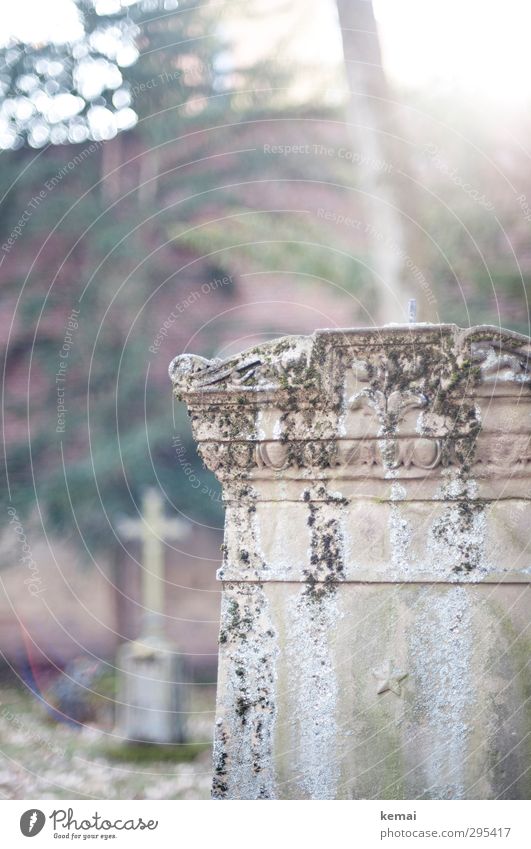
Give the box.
[170,325,530,799]
[115,488,189,744]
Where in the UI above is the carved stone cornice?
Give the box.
[169,325,531,499]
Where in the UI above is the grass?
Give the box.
[102,741,211,764]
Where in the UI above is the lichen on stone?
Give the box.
[213,583,278,799]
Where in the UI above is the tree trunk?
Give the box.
[336,0,435,323]
[101,135,123,203]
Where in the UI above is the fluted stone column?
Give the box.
[170,325,530,800]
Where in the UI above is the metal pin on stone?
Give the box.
[408,298,417,323]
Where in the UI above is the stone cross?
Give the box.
[117,487,188,635]
[170,324,530,799]
[115,488,190,744]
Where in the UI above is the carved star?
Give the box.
[372,660,408,696]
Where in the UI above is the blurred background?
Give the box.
[1,0,530,799]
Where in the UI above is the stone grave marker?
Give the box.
[170,324,530,799]
[115,488,189,744]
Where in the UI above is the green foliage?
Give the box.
[0,0,141,148]
[168,205,369,297]
[1,0,232,548]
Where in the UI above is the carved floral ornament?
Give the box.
[169,325,531,478]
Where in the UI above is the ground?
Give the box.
[0,685,214,800]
